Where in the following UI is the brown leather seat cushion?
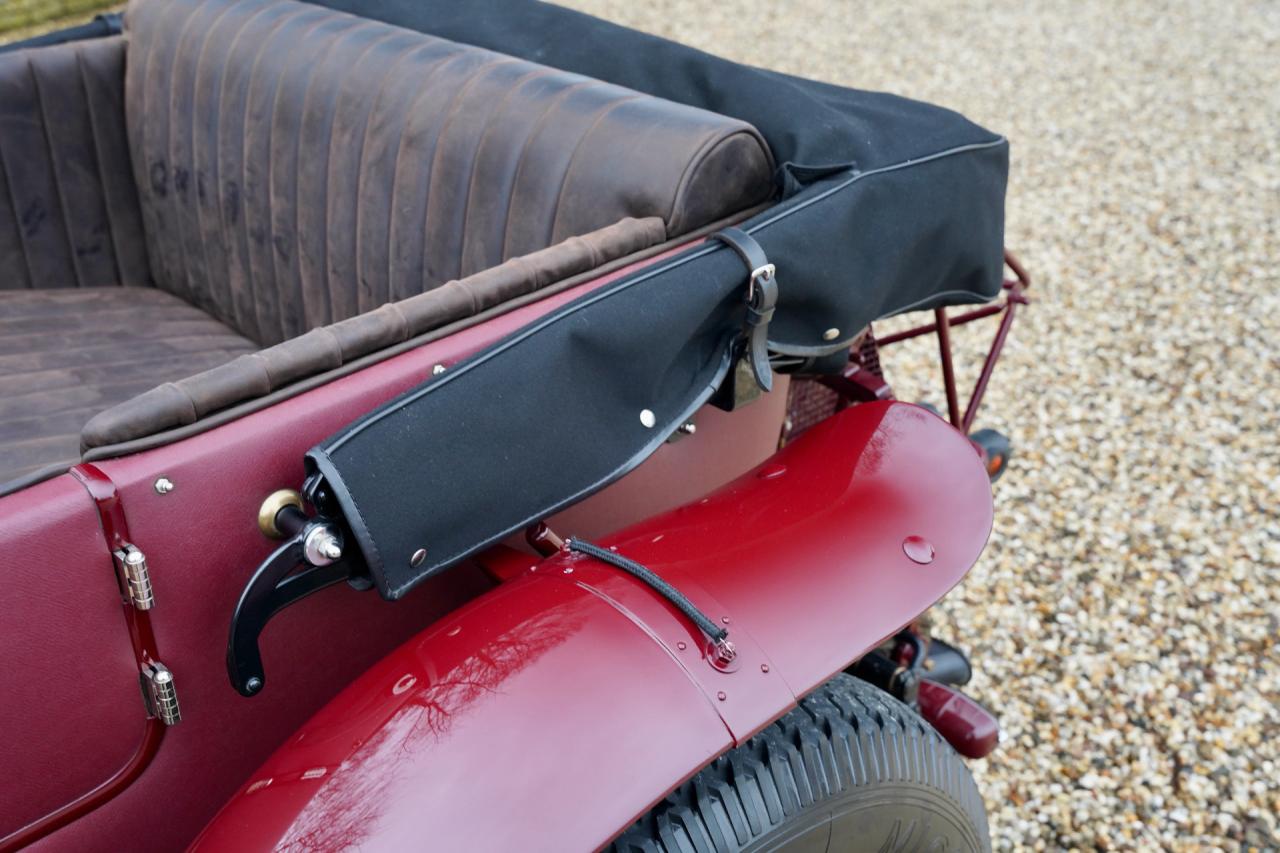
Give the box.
[125,0,775,345]
[0,288,258,482]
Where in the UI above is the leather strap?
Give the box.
[711,227,777,392]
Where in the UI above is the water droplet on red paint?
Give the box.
[903,536,936,564]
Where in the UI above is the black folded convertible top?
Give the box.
[305,0,1009,598]
[312,0,1009,354]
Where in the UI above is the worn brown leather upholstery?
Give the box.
[0,36,150,291]
[124,0,774,345]
[0,288,258,481]
[80,217,666,449]
[0,0,775,488]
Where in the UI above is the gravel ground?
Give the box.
[560,2,1280,849]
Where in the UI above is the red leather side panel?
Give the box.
[0,476,139,838]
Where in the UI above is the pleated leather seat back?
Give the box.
[124,0,775,345]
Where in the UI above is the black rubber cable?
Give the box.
[567,538,728,643]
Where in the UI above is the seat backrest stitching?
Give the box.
[319,27,403,332]
[0,68,34,288]
[27,53,81,288]
[255,7,335,343]
[544,93,645,248]
[418,55,520,288]
[383,46,471,303]
[497,78,597,264]
[456,65,554,279]
[234,4,312,343]
[349,36,440,319]
[73,47,123,288]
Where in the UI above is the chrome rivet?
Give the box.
[154,477,175,495]
[431,364,447,376]
[639,409,656,428]
[761,664,770,673]
[721,616,731,625]
[822,327,840,341]
[410,548,427,567]
[717,691,727,701]
[677,641,687,651]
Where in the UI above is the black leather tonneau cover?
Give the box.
[305,0,1009,599]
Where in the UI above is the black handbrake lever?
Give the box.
[226,500,358,697]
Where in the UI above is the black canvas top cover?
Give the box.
[303,0,1010,599]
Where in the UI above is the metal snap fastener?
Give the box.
[822,327,840,341]
[410,548,428,567]
[639,409,656,428]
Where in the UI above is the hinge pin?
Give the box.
[140,661,181,726]
[112,544,154,610]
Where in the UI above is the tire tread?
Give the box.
[609,674,990,852]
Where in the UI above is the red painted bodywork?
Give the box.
[192,401,994,852]
[2,243,784,852]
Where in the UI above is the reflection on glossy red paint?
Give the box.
[194,401,994,852]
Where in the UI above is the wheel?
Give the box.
[969,428,1011,482]
[609,673,990,852]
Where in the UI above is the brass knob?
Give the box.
[258,489,303,539]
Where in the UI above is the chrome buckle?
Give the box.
[748,263,775,303]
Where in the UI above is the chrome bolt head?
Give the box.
[712,638,737,667]
[303,524,345,567]
[154,477,175,494]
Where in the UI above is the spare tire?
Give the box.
[609,673,990,852]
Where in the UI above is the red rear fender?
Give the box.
[192,401,994,852]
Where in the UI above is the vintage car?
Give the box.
[0,0,1027,850]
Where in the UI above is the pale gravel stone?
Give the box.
[562,1,1279,848]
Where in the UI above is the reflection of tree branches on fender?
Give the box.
[278,606,581,852]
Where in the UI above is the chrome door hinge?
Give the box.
[112,543,154,610]
[140,661,181,726]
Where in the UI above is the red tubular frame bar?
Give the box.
[876,250,1031,433]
